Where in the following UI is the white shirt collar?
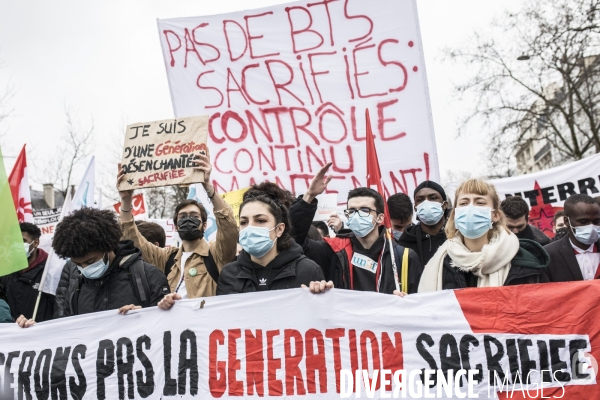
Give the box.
[569,238,595,253]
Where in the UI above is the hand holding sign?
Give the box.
[117,164,135,222]
[327,213,344,232]
[192,147,212,186]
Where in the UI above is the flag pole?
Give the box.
[387,231,400,292]
[365,109,401,293]
[31,291,42,322]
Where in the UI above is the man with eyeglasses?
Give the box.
[117,149,238,301]
[289,163,423,295]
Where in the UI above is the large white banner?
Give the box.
[158,0,439,199]
[1,283,599,399]
[446,153,600,239]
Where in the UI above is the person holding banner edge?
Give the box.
[118,148,238,302]
[17,208,170,327]
[289,163,423,296]
[155,183,327,306]
[1,222,55,323]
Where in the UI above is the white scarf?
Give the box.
[418,227,520,292]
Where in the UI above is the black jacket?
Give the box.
[217,241,324,294]
[516,224,551,246]
[397,223,447,266]
[442,239,550,289]
[289,197,423,294]
[53,260,80,319]
[64,241,169,316]
[0,249,55,322]
[544,234,599,282]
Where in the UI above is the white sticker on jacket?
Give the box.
[351,253,378,273]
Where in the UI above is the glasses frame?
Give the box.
[344,207,377,219]
[177,212,202,220]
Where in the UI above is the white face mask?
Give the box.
[24,242,35,258]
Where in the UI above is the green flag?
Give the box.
[0,147,28,277]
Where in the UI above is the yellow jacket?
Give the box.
[120,205,238,298]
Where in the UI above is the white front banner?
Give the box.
[1,284,599,399]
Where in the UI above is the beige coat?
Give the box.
[120,205,238,298]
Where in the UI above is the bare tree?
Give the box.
[39,106,94,198]
[0,57,14,142]
[448,0,600,175]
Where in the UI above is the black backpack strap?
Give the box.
[164,251,177,279]
[130,259,151,308]
[204,251,220,283]
[71,275,84,315]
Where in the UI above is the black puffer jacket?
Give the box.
[64,241,169,316]
[53,260,80,319]
[442,239,550,289]
[397,223,447,266]
[217,241,324,294]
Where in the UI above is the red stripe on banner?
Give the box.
[455,281,600,398]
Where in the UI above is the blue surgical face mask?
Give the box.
[393,229,402,241]
[454,205,493,239]
[239,225,280,258]
[568,219,600,245]
[78,254,109,280]
[416,200,445,226]
[347,214,376,238]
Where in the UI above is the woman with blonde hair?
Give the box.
[418,179,549,292]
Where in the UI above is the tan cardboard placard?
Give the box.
[119,115,208,190]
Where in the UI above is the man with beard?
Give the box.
[117,149,238,299]
[501,196,550,246]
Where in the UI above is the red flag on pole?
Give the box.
[365,109,391,229]
[8,145,33,223]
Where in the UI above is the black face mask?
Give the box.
[553,227,568,241]
[177,217,204,241]
[515,224,532,239]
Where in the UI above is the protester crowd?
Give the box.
[2,149,600,329]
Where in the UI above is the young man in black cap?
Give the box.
[397,181,449,266]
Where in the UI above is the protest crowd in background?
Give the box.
[1,0,600,398]
[4,145,600,322]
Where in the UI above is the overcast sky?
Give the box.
[0,0,522,202]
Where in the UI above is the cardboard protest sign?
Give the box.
[221,187,249,225]
[33,207,62,253]
[314,193,338,221]
[158,0,439,200]
[119,116,209,190]
[1,283,599,399]
[446,153,600,239]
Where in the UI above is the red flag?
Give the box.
[365,109,391,228]
[8,145,33,223]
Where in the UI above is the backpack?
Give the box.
[164,250,220,283]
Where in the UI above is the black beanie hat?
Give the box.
[413,181,447,201]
